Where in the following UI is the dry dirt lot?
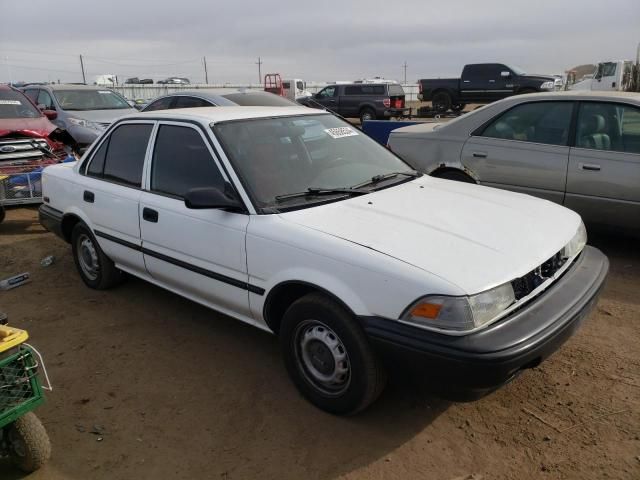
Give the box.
[0,207,639,480]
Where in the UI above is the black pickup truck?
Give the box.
[418,63,557,112]
[299,83,409,123]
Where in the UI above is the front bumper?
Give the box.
[360,246,609,393]
[39,204,65,240]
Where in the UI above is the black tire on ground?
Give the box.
[432,91,452,113]
[280,292,387,415]
[359,108,377,124]
[433,170,476,183]
[8,412,51,473]
[0,207,5,224]
[71,222,124,290]
[451,103,466,112]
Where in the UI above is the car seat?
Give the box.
[578,114,611,150]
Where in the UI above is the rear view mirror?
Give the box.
[500,71,511,78]
[43,110,57,120]
[184,183,243,211]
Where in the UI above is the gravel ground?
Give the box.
[0,207,638,480]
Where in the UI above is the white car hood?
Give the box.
[281,176,581,294]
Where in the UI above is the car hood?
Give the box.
[0,116,57,138]
[63,108,138,123]
[280,176,581,294]
[521,74,556,82]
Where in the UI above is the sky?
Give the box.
[1,0,638,85]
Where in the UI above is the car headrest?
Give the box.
[583,114,607,134]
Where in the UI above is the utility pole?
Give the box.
[403,61,408,85]
[256,57,262,85]
[79,54,86,84]
[203,56,209,84]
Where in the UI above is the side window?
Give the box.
[174,96,212,108]
[344,86,362,95]
[144,97,174,111]
[102,124,153,187]
[480,102,573,146]
[577,102,640,154]
[86,139,109,177]
[151,125,224,198]
[37,90,54,110]
[23,89,39,103]
[318,86,336,98]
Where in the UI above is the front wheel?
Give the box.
[7,412,51,473]
[280,293,386,415]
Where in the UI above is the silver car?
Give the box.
[388,91,640,232]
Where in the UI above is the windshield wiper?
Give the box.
[275,187,368,202]
[351,170,422,189]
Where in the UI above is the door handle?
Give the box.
[463,80,471,83]
[579,163,601,171]
[472,151,488,158]
[83,190,94,203]
[142,207,159,223]
[488,79,495,83]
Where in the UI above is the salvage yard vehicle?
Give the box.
[39,106,608,414]
[568,60,639,92]
[142,90,296,112]
[21,85,137,153]
[0,85,70,223]
[418,63,557,113]
[299,83,409,123]
[0,322,52,472]
[388,91,640,234]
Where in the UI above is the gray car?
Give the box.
[21,85,138,151]
[141,89,298,112]
[388,91,640,233]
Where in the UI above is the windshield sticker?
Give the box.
[0,100,21,105]
[98,91,111,94]
[324,127,359,139]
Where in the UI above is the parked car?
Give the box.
[157,77,190,85]
[388,91,640,233]
[39,106,608,414]
[299,83,409,123]
[418,63,557,113]
[124,78,154,85]
[0,85,70,223]
[21,85,138,153]
[141,90,297,112]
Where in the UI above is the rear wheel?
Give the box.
[359,108,376,123]
[7,412,51,473]
[280,293,386,415]
[71,222,124,289]
[432,91,452,113]
[433,170,476,183]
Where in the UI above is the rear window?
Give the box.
[388,85,405,96]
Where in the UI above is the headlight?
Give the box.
[67,117,105,131]
[540,81,555,90]
[562,221,587,259]
[401,282,515,333]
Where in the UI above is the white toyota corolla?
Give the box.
[39,106,608,414]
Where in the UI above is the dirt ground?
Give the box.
[0,207,638,480]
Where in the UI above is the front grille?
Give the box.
[0,138,54,162]
[511,251,567,300]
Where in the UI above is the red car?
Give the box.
[0,85,70,223]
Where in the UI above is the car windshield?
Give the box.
[53,89,131,111]
[214,114,416,211]
[222,92,297,106]
[0,89,41,119]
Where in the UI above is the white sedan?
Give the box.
[39,106,608,414]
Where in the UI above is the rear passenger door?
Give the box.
[81,122,154,276]
[461,101,574,204]
[566,101,640,229]
[139,122,252,319]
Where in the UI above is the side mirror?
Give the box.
[500,71,511,78]
[184,183,243,211]
[43,109,57,120]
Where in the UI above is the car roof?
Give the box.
[123,105,325,123]
[505,90,640,102]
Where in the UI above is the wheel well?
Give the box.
[430,166,476,182]
[61,214,82,243]
[263,282,354,334]
[359,105,375,114]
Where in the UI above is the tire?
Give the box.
[71,222,124,289]
[451,103,466,112]
[280,293,386,415]
[433,170,476,183]
[7,412,51,473]
[432,91,452,113]
[0,207,5,224]
[359,108,376,124]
